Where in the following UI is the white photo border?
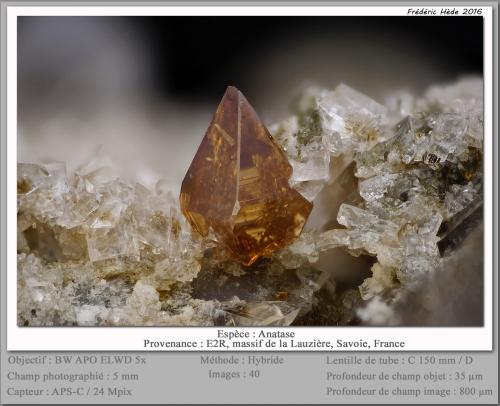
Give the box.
[7,5,494,351]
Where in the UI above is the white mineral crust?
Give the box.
[17,77,484,326]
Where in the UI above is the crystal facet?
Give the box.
[17,77,483,327]
[318,83,388,156]
[180,87,313,265]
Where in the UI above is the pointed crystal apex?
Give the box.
[180,87,312,265]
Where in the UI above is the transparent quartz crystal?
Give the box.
[317,83,388,156]
[17,77,484,327]
[426,113,468,163]
[272,94,330,202]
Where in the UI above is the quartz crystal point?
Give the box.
[180,87,313,265]
[271,88,331,202]
[16,78,484,327]
[318,83,388,156]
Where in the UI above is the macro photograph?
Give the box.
[17,16,484,327]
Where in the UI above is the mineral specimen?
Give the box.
[17,77,484,327]
[318,83,389,156]
[179,86,313,266]
[272,78,483,324]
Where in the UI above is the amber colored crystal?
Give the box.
[180,86,313,266]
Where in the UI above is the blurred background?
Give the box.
[18,16,483,191]
[17,16,484,325]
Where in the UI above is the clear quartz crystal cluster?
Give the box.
[18,77,483,326]
[271,77,483,324]
[17,151,324,326]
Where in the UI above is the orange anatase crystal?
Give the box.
[180,86,313,266]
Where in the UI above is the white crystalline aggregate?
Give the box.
[17,77,484,327]
[318,83,388,156]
